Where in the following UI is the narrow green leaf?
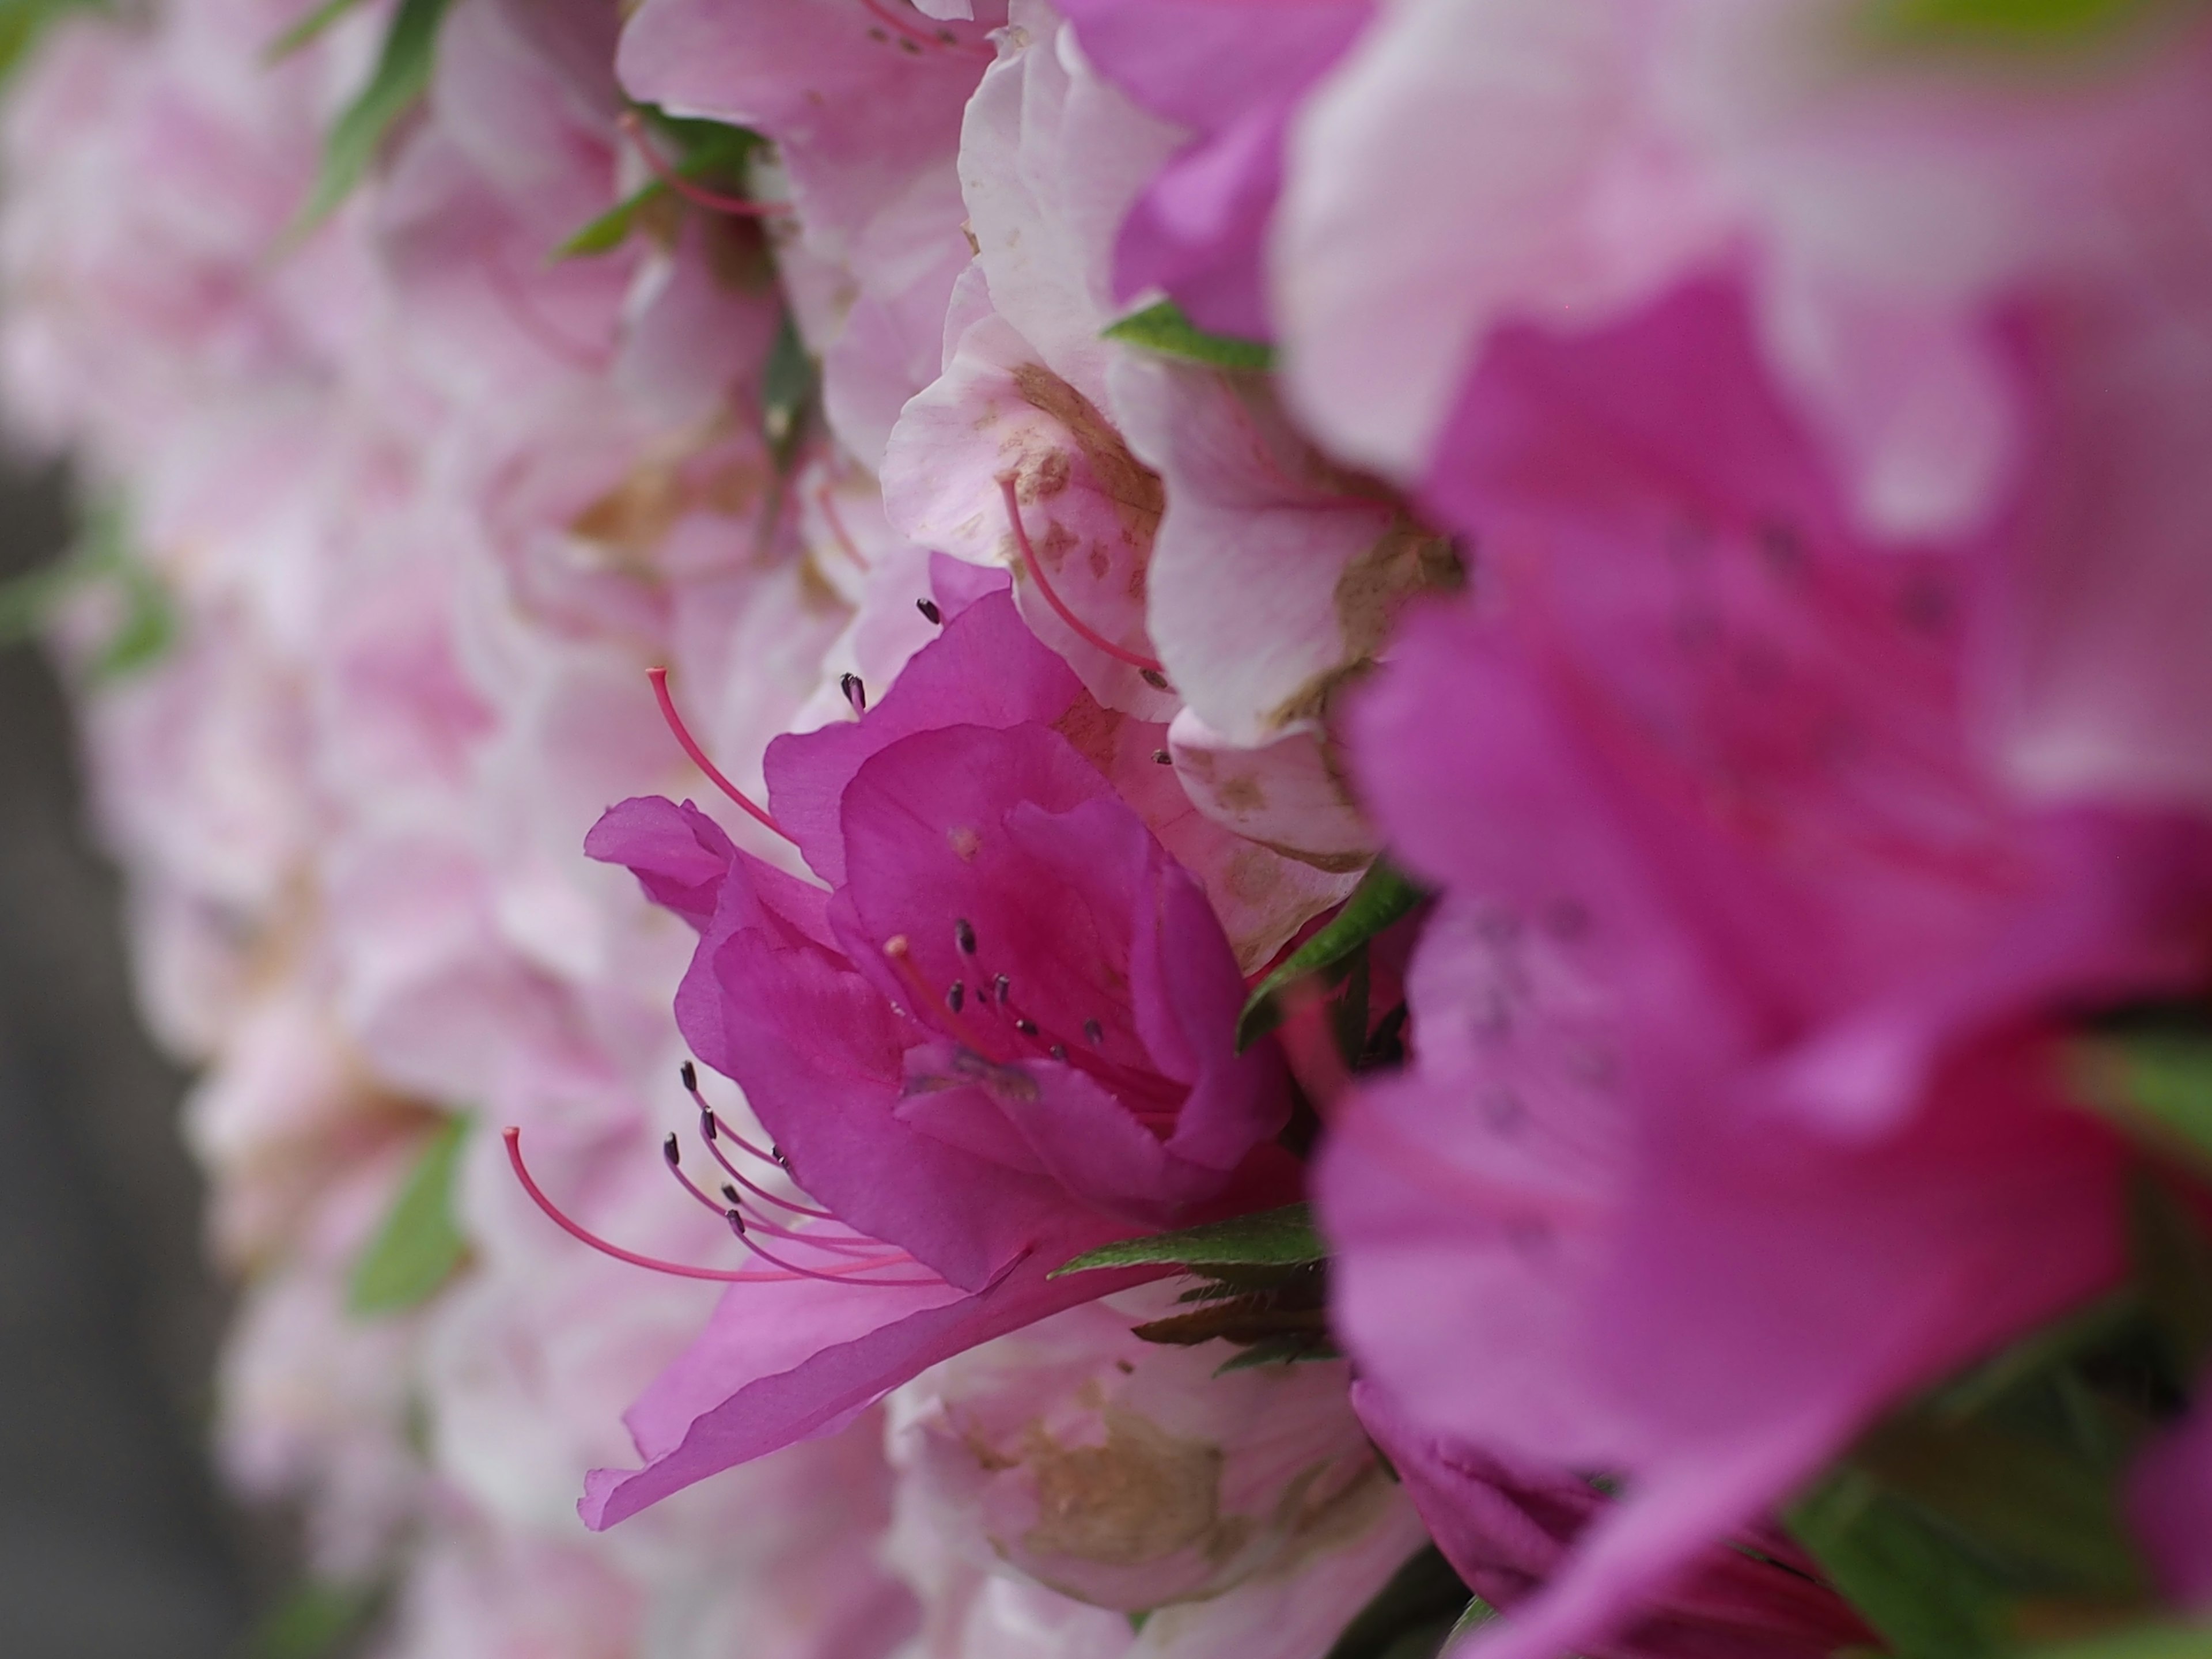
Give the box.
[1238,861,1425,1050]
[762,311,815,461]
[292,0,453,234]
[91,559,175,680]
[263,0,362,62]
[1859,0,2181,50]
[349,1115,470,1316]
[1213,1332,1335,1375]
[1851,1414,2146,1598]
[2130,1169,2212,1387]
[1052,1203,1324,1277]
[1103,300,1275,372]
[1444,1597,1499,1644]
[248,1579,382,1659]
[0,0,104,82]
[2076,1034,2212,1173]
[2029,1624,2212,1659]
[553,181,668,260]
[1789,1469,2017,1659]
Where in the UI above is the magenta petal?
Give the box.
[700,922,1071,1292]
[2129,1392,2212,1610]
[581,1255,1164,1530]
[763,591,1084,885]
[1057,0,1373,332]
[583,795,736,933]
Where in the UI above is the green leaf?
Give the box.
[292,0,453,234]
[1850,1414,2146,1599]
[1103,300,1275,372]
[1052,1203,1325,1277]
[762,311,815,460]
[1789,1469,2017,1659]
[2028,1624,2212,1659]
[0,0,104,82]
[2076,1033,2212,1173]
[248,1579,382,1659]
[554,181,669,260]
[263,0,363,62]
[1859,0,2187,50]
[2130,1169,2212,1387]
[1324,1547,1476,1659]
[1238,861,1425,1050]
[90,556,174,680]
[349,1114,470,1316]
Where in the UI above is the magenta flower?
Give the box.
[538,582,1291,1527]
[1318,280,2212,1659]
[1351,1382,1872,1659]
[1055,0,1373,340]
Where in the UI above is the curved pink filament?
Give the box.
[998,476,1165,675]
[858,0,993,57]
[647,668,797,844]
[725,1216,938,1289]
[507,1127,833,1283]
[814,485,868,568]
[698,1122,842,1221]
[617,112,790,219]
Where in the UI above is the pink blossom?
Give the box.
[574,583,1296,1525]
[1351,1382,1870,1659]
[615,0,1006,465]
[1055,0,1373,339]
[1317,280,2212,1659]
[887,1289,1412,1612]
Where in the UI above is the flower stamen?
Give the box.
[647,667,797,844]
[997,476,1165,675]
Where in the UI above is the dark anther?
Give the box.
[916,597,942,624]
[946,979,965,1013]
[1151,749,1171,765]
[700,1108,718,1141]
[955,917,976,954]
[662,1134,681,1167]
[993,973,1010,1003]
[1083,1018,1104,1046]
[726,1208,748,1237]
[721,1183,741,1206]
[680,1059,698,1091]
[1013,1017,1039,1037]
[1050,1044,1067,1061]
[1139,669,1169,690]
[841,673,868,714]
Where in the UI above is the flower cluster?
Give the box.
[10,0,2212,1657]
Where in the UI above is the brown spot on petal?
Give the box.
[1011,364,1164,543]
[948,825,982,861]
[1029,448,1073,499]
[1021,1408,1224,1568]
[1269,522,1464,729]
[570,463,685,561]
[1217,773,1267,815]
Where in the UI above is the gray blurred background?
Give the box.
[0,463,255,1657]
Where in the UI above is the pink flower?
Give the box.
[1055,0,1373,339]
[888,1289,1415,1613]
[1316,279,2212,1659]
[615,0,1005,465]
[1351,1382,1870,1659]
[569,582,1296,1525]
